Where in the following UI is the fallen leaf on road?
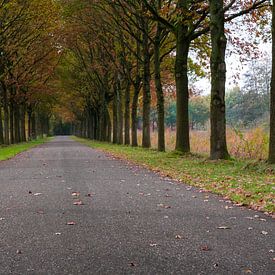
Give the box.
[201,245,211,251]
[261,231,268,235]
[72,192,80,197]
[67,221,76,225]
[55,232,61,235]
[73,200,84,206]
[269,249,274,253]
[16,249,22,254]
[175,235,183,239]
[248,227,253,230]
[217,226,231,229]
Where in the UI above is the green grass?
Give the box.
[0,138,51,161]
[73,137,275,214]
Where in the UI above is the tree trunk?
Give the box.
[117,80,123,144]
[0,106,4,144]
[31,112,37,140]
[131,38,141,147]
[20,105,26,142]
[131,80,140,147]
[209,0,229,160]
[175,27,190,153]
[14,101,20,143]
[124,80,130,145]
[154,22,165,152]
[107,109,112,142]
[9,97,14,144]
[113,85,118,144]
[27,109,31,140]
[269,2,275,163]
[141,15,151,148]
[2,83,9,145]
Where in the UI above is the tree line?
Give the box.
[0,0,61,144]
[1,0,275,164]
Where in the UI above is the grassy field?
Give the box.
[0,138,50,161]
[74,137,275,215]
[138,127,269,160]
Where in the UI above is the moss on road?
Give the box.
[74,137,275,214]
[0,138,51,161]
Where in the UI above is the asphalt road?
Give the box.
[0,136,274,275]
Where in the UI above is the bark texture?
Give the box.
[154,22,165,152]
[209,0,229,160]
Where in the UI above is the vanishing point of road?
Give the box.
[0,137,274,274]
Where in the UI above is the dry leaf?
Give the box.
[217,226,231,229]
[175,235,183,239]
[72,192,80,197]
[73,200,84,206]
[55,232,61,235]
[261,231,268,235]
[67,221,76,225]
[201,245,211,251]
[16,249,22,254]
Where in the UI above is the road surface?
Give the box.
[0,136,274,274]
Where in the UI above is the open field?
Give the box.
[137,127,269,160]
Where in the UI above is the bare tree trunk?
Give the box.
[175,29,190,153]
[141,14,151,148]
[20,105,26,142]
[124,80,130,145]
[154,22,165,152]
[31,111,37,140]
[0,105,4,144]
[117,80,123,144]
[113,85,118,144]
[2,83,9,145]
[9,97,14,144]
[14,101,20,143]
[209,0,229,160]
[131,38,141,147]
[269,2,275,163]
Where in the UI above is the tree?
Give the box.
[269,1,275,163]
[209,0,229,159]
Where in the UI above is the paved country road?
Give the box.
[0,136,274,275]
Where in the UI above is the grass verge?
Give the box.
[73,137,275,215]
[0,137,51,161]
